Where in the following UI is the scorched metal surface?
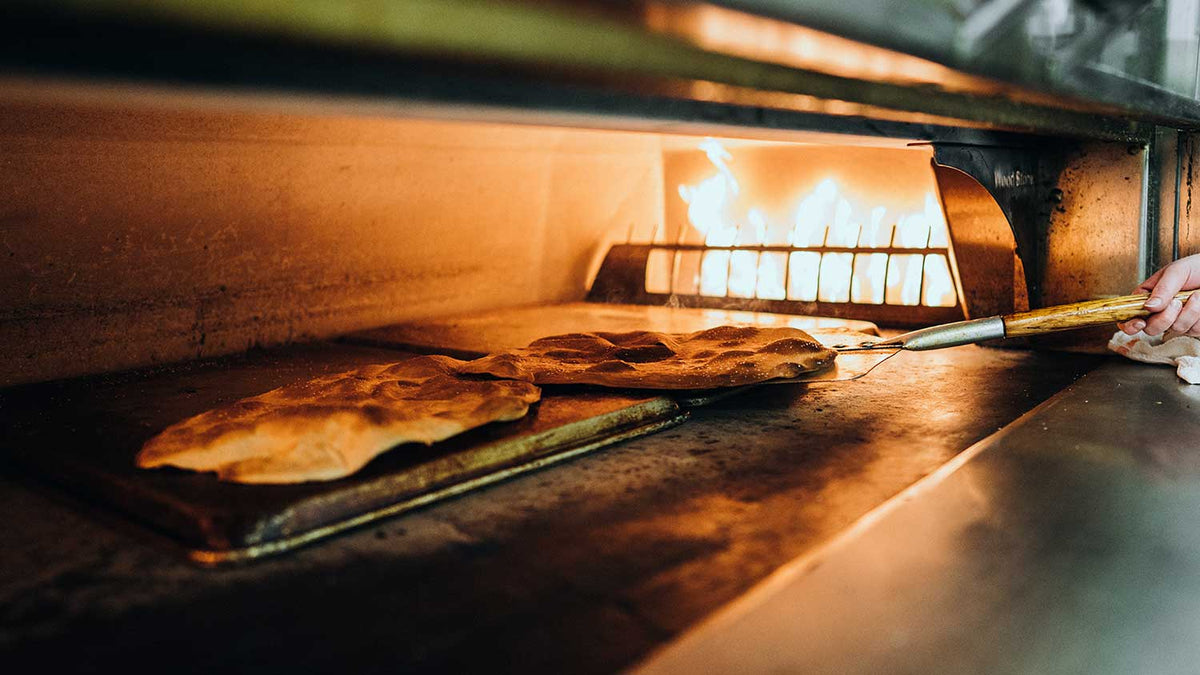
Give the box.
[0,345,1098,673]
[0,342,685,562]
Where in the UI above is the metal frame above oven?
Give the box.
[0,0,1178,139]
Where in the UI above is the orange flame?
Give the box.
[757,251,787,300]
[674,140,958,309]
[922,254,957,307]
[886,254,923,305]
[791,178,837,246]
[678,138,740,247]
[858,206,891,247]
[699,250,730,297]
[851,253,888,304]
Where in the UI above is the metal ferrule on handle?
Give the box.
[881,316,1006,351]
[879,290,1197,351]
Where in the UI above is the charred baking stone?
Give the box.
[342,301,879,358]
[0,342,685,564]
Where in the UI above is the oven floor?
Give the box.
[0,345,1099,673]
[0,342,685,560]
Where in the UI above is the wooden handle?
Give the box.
[1003,291,1196,337]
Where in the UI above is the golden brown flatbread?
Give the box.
[137,356,541,484]
[457,325,836,389]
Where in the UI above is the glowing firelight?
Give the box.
[659,138,959,311]
[851,253,888,304]
[678,138,740,247]
[923,254,957,307]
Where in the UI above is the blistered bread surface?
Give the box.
[457,326,836,389]
[137,355,541,484]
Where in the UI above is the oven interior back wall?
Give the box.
[7,94,1129,387]
[0,102,665,387]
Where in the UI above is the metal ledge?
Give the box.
[0,0,1161,141]
[636,357,1200,674]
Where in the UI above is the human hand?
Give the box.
[1119,253,1200,336]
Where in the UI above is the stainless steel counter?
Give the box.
[637,359,1200,675]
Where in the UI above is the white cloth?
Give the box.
[1108,330,1200,384]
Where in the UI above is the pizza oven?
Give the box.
[5,1,1200,673]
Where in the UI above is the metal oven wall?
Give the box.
[0,102,665,387]
[934,136,1155,350]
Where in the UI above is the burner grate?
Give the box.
[589,244,965,327]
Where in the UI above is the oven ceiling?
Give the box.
[3,0,1196,141]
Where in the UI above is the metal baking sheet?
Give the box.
[0,343,685,564]
[674,349,898,408]
[0,346,1103,673]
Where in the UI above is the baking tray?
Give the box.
[0,343,685,564]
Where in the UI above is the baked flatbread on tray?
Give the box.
[137,356,541,484]
[457,325,836,390]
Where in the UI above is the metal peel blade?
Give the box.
[674,349,899,407]
[674,330,900,406]
[764,348,900,384]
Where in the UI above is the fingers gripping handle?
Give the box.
[1003,291,1197,338]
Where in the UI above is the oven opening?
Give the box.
[588,132,1023,329]
[662,139,958,312]
[0,101,1029,391]
[0,103,1046,567]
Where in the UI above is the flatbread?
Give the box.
[457,325,836,389]
[137,355,541,484]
